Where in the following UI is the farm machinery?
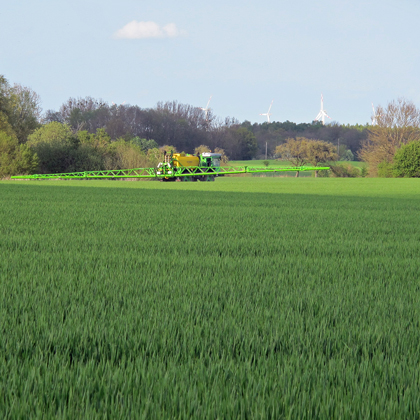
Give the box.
[11,151,329,181]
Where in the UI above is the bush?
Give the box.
[0,131,38,177]
[393,140,420,177]
[105,139,149,170]
[329,163,360,177]
[377,161,394,178]
[316,169,330,177]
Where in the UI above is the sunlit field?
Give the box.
[1,178,420,419]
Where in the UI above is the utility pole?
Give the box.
[265,142,267,160]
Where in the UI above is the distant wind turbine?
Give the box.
[371,103,378,125]
[201,95,212,121]
[314,94,331,125]
[259,100,274,123]
[112,101,126,106]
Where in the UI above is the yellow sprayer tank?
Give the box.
[172,153,199,167]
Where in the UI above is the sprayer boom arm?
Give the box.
[11,165,330,180]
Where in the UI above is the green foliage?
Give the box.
[329,163,360,177]
[7,84,41,142]
[360,165,368,177]
[262,160,269,167]
[1,179,420,418]
[130,137,158,152]
[27,124,150,173]
[146,148,162,167]
[27,121,73,146]
[0,76,10,115]
[340,149,354,161]
[0,111,16,138]
[222,127,258,160]
[27,122,79,173]
[377,160,394,178]
[393,140,420,177]
[105,139,149,170]
[316,169,330,177]
[305,139,338,167]
[0,131,38,177]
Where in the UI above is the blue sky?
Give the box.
[1,0,419,125]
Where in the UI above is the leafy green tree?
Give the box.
[0,75,9,116]
[105,139,149,170]
[393,140,420,177]
[340,149,354,161]
[27,121,73,146]
[130,137,158,152]
[27,122,80,173]
[7,83,42,143]
[0,112,16,138]
[221,127,257,160]
[146,148,162,167]
[0,131,38,177]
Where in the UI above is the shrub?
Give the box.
[393,140,420,177]
[377,161,394,178]
[0,131,38,177]
[329,163,360,177]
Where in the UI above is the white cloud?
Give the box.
[114,21,186,39]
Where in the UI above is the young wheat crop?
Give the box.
[1,179,420,419]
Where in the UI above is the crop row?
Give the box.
[1,182,420,418]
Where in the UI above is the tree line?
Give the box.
[1,74,420,177]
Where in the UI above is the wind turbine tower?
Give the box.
[201,95,212,121]
[371,103,378,125]
[259,100,274,123]
[314,94,331,125]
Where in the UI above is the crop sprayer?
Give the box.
[11,151,329,181]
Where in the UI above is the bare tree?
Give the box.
[276,137,337,177]
[194,145,211,155]
[305,140,338,177]
[275,137,309,177]
[359,98,420,175]
[59,97,108,133]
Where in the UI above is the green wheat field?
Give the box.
[1,178,420,419]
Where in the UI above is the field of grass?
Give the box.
[1,178,420,418]
[228,160,366,177]
[229,159,365,168]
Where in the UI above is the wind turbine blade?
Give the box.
[267,99,274,113]
[206,95,212,109]
[315,112,322,120]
